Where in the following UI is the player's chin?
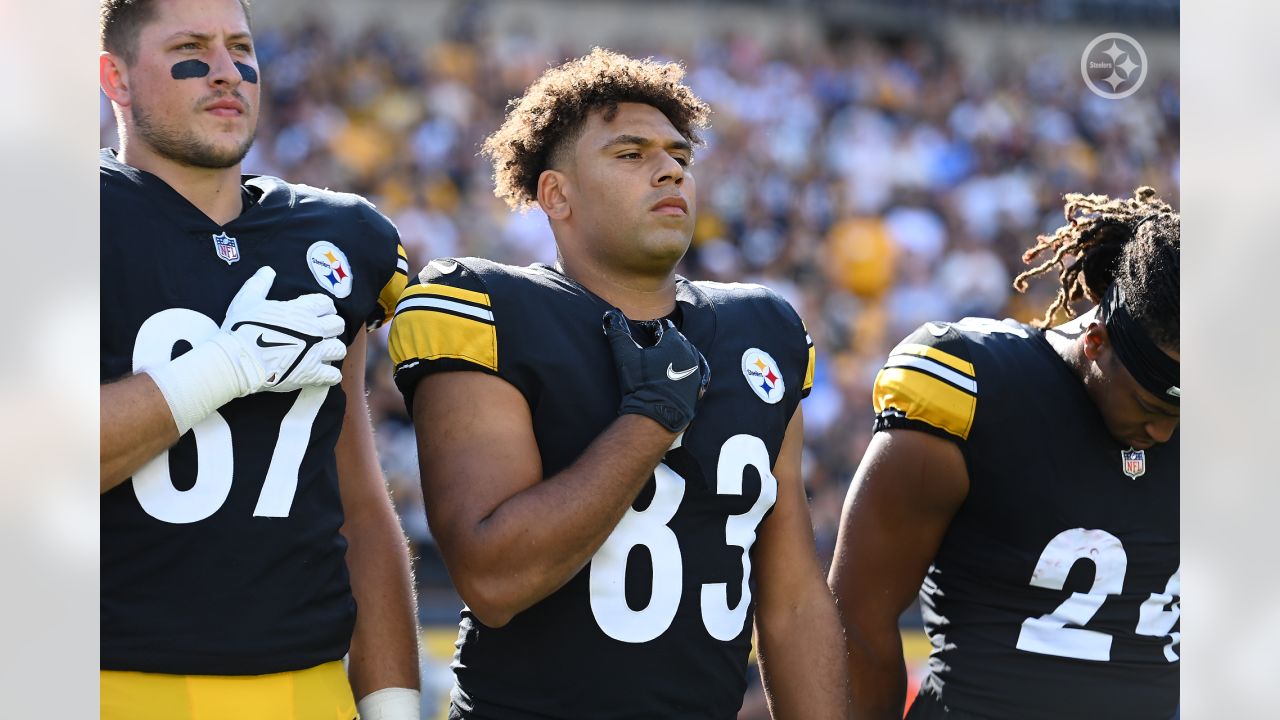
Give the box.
[186,136,255,170]
[637,230,691,267]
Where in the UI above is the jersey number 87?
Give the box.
[129,308,327,524]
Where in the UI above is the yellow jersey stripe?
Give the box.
[883,354,976,393]
[891,343,975,377]
[873,367,976,440]
[401,282,491,308]
[390,307,498,372]
[803,342,816,392]
[374,267,410,330]
[100,660,354,720]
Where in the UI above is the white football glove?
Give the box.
[146,266,348,434]
[216,266,347,394]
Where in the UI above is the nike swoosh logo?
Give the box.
[667,363,698,381]
[925,322,949,337]
[257,335,295,348]
[430,259,459,275]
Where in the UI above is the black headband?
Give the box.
[1100,284,1179,404]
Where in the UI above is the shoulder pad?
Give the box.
[389,258,498,410]
[873,321,978,441]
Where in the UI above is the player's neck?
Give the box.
[1045,306,1098,382]
[120,139,244,227]
[555,255,677,321]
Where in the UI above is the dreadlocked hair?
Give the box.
[1013,186,1180,348]
[481,47,710,210]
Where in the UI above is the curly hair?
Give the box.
[1013,186,1180,348]
[480,47,711,210]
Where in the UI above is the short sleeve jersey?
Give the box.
[388,258,814,719]
[873,318,1179,720]
[100,149,408,675]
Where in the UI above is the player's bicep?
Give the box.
[829,429,968,620]
[411,371,542,562]
[753,407,825,613]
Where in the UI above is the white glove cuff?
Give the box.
[145,333,256,435]
[356,687,421,720]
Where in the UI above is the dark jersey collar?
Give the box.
[530,262,718,344]
[99,148,294,234]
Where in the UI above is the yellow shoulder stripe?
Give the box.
[401,282,491,308]
[891,343,975,377]
[803,342,815,392]
[374,270,410,329]
[389,305,497,372]
[873,367,976,440]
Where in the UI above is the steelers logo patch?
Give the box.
[741,348,785,404]
[306,241,353,298]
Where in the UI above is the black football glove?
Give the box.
[602,308,710,433]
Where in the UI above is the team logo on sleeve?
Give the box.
[306,241,353,298]
[741,348,785,404]
[212,232,240,265]
[1121,447,1147,479]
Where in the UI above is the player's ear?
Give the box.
[537,169,571,221]
[100,51,131,107]
[1081,321,1108,362]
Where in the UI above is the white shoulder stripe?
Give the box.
[396,257,409,273]
[396,296,494,322]
[884,354,977,394]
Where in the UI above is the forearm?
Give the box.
[342,503,421,698]
[757,578,851,720]
[844,620,908,720]
[100,374,179,492]
[337,331,420,698]
[452,414,676,624]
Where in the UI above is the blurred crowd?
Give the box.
[101,3,1180,625]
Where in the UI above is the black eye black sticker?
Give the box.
[170,59,210,79]
[169,59,258,84]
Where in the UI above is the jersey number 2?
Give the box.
[589,434,777,643]
[130,308,327,524]
[1015,528,1180,662]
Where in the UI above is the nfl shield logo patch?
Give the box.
[1121,447,1146,479]
[212,232,240,265]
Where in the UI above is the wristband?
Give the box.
[145,332,258,435]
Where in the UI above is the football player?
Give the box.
[388,48,849,719]
[98,1,420,718]
[828,187,1180,720]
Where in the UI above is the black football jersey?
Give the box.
[389,258,814,719]
[872,318,1179,720]
[100,149,409,675]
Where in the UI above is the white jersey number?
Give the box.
[130,308,328,524]
[590,434,778,643]
[1016,528,1179,662]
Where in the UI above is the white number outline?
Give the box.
[1136,566,1180,661]
[702,435,778,640]
[1016,528,1128,661]
[131,308,328,524]
[590,434,779,643]
[588,463,685,643]
[1015,528,1179,663]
